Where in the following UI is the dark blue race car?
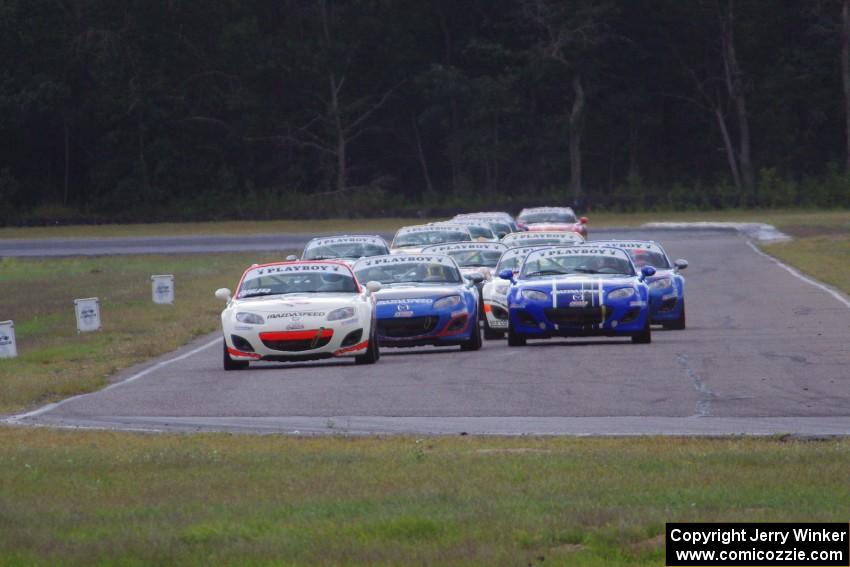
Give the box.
[500,245,656,345]
[353,254,483,351]
[593,240,688,329]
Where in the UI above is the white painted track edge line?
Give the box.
[2,337,222,423]
[746,241,850,309]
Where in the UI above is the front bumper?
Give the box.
[376,309,474,347]
[225,324,369,361]
[509,299,648,338]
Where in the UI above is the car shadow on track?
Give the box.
[523,339,635,347]
[379,347,461,357]
[246,360,355,371]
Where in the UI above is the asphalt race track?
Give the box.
[6,228,850,436]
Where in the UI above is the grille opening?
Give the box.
[445,314,468,332]
[490,306,508,320]
[658,298,677,313]
[260,329,333,352]
[341,329,363,347]
[544,307,605,326]
[619,307,641,324]
[516,310,537,326]
[231,334,255,352]
[378,316,439,338]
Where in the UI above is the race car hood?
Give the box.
[230,293,360,314]
[391,247,423,255]
[374,283,464,302]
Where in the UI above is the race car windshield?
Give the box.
[518,211,577,224]
[466,226,495,240]
[238,271,357,297]
[488,221,511,237]
[355,262,462,285]
[303,242,388,260]
[521,255,634,278]
[517,211,576,224]
[394,230,471,248]
[627,249,670,269]
[496,256,523,272]
[446,250,502,268]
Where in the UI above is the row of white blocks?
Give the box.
[0,274,175,359]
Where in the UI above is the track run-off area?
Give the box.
[4,227,850,436]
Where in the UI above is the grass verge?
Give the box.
[0,253,283,413]
[0,429,848,566]
[1,208,849,239]
[0,217,433,239]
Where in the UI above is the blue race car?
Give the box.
[593,240,687,329]
[500,245,656,345]
[353,254,483,350]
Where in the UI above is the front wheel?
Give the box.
[483,324,505,340]
[460,319,482,351]
[355,326,380,365]
[223,342,249,371]
[663,303,686,330]
[631,317,652,344]
[507,322,526,347]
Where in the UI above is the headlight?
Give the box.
[236,312,265,325]
[433,295,462,310]
[521,289,548,301]
[648,278,673,291]
[607,288,636,300]
[494,282,509,294]
[327,307,356,321]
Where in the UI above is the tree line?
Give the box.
[2,0,850,224]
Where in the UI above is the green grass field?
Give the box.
[1,429,848,566]
[0,253,284,413]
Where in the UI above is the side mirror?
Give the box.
[674,259,689,271]
[579,216,588,224]
[215,288,232,301]
[466,272,485,284]
[640,266,656,281]
[286,255,298,261]
[365,281,382,294]
[498,269,515,282]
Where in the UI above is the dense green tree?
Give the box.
[0,0,848,224]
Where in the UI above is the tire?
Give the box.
[483,324,505,340]
[507,322,526,347]
[631,317,652,344]
[223,342,249,371]
[355,325,380,365]
[460,318,482,351]
[663,303,686,330]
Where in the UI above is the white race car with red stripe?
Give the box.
[516,207,588,238]
[215,261,381,370]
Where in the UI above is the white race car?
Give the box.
[501,230,585,248]
[215,261,381,370]
[420,241,507,281]
[481,244,565,339]
[301,235,389,265]
[390,224,473,254]
[436,219,499,242]
[516,206,589,238]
